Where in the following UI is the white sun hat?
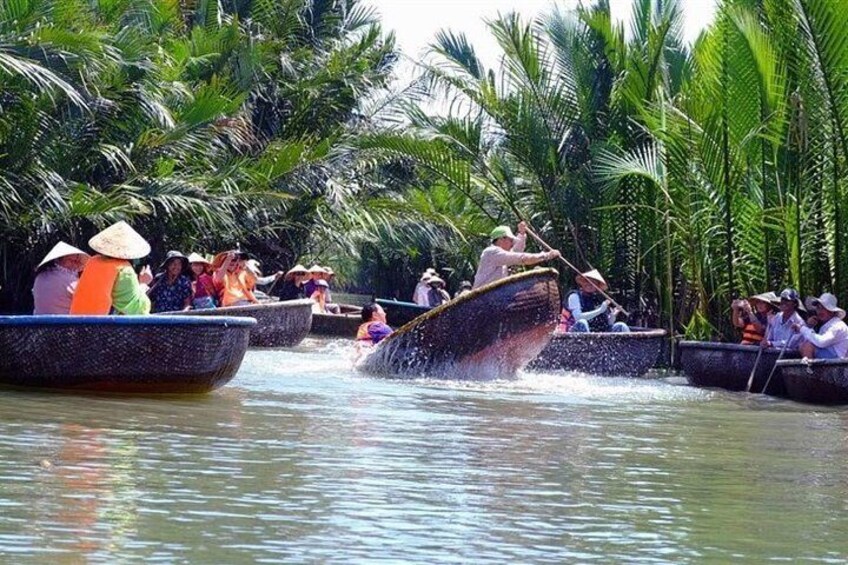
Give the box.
[36,242,89,271]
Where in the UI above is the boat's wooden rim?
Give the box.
[0,315,257,327]
[776,358,848,368]
[387,268,559,338]
[679,340,784,353]
[201,299,313,314]
[375,299,428,309]
[550,328,667,340]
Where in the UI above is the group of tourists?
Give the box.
[732,289,848,359]
[31,221,344,317]
[412,270,471,307]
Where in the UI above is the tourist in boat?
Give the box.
[563,270,629,333]
[69,221,153,315]
[148,251,193,313]
[317,266,341,314]
[763,288,804,350]
[427,276,451,307]
[310,279,331,314]
[275,264,309,301]
[794,293,848,359]
[32,242,90,315]
[188,253,217,309]
[414,271,434,306]
[304,265,327,297]
[356,303,393,346]
[732,292,778,345]
[472,222,560,289]
[454,280,472,299]
[212,250,259,307]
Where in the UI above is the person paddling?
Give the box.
[472,221,560,289]
[793,293,848,359]
[32,242,90,315]
[763,288,804,350]
[563,270,629,333]
[69,221,153,315]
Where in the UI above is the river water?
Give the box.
[1,338,848,563]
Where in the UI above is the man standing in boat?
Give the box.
[472,222,560,289]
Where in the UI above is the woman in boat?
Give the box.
[454,280,472,299]
[69,221,153,315]
[356,303,393,346]
[414,269,436,305]
[32,242,90,315]
[472,222,560,289]
[274,264,309,301]
[148,251,193,313]
[763,288,804,350]
[732,292,777,345]
[212,250,260,308]
[794,293,848,359]
[188,253,217,309]
[310,279,331,314]
[426,276,451,307]
[317,266,341,314]
[304,265,327,297]
[563,270,629,333]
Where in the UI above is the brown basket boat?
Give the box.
[310,305,362,338]
[679,340,799,395]
[170,300,313,347]
[375,299,431,327]
[359,269,561,379]
[776,359,848,405]
[0,315,255,393]
[528,328,667,377]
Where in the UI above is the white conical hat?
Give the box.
[576,269,608,290]
[88,221,150,260]
[36,242,89,270]
[187,252,211,265]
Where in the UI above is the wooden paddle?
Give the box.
[523,225,630,317]
[744,345,765,393]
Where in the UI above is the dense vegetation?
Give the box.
[0,0,394,312]
[355,0,848,339]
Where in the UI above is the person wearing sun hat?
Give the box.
[732,291,778,345]
[147,251,193,313]
[563,269,629,333]
[212,250,259,307]
[472,221,561,289]
[69,221,153,315]
[426,276,451,307]
[763,288,804,350]
[188,252,217,309]
[32,242,90,315]
[794,293,848,359]
[274,264,309,301]
[413,272,434,306]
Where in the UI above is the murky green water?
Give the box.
[1,339,848,563]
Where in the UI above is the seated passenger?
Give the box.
[565,270,629,333]
[318,266,341,314]
[32,242,90,315]
[426,276,451,307]
[274,264,309,301]
[148,251,193,313]
[454,280,472,299]
[356,303,393,346]
[213,250,259,307]
[414,273,433,306]
[69,221,153,315]
[188,253,216,309]
[795,293,848,359]
[310,279,330,314]
[732,292,778,345]
[763,288,804,350]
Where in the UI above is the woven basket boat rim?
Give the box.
[776,358,848,367]
[0,315,256,327]
[679,340,786,353]
[551,328,667,340]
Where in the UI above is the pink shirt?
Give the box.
[33,266,79,315]
[194,274,215,299]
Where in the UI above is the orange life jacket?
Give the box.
[69,256,130,315]
[740,314,767,345]
[357,321,378,343]
[217,270,256,307]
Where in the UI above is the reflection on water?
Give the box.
[1,338,848,562]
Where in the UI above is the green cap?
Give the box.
[490,226,516,241]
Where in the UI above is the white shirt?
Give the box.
[413,282,430,306]
[765,311,804,349]
[567,292,615,325]
[800,317,848,358]
[472,234,551,289]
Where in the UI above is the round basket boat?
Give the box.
[527,328,667,377]
[679,341,799,395]
[0,315,255,393]
[170,300,312,347]
[776,359,848,405]
[375,299,431,328]
[310,305,362,338]
[360,269,561,380]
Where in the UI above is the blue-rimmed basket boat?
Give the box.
[310,304,362,338]
[375,299,431,328]
[360,269,560,380]
[0,315,255,393]
[170,299,312,347]
[776,359,848,405]
[679,341,799,395]
[528,328,667,377]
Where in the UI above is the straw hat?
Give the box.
[809,293,846,319]
[187,252,211,265]
[158,250,189,272]
[88,221,150,260]
[308,264,328,274]
[428,276,445,286]
[425,268,437,275]
[576,269,608,291]
[36,242,90,271]
[285,264,308,280]
[245,259,262,276]
[749,291,779,309]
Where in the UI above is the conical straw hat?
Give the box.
[88,221,150,260]
[36,242,89,271]
[576,269,608,291]
[187,252,211,265]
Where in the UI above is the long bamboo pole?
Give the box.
[523,225,630,316]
